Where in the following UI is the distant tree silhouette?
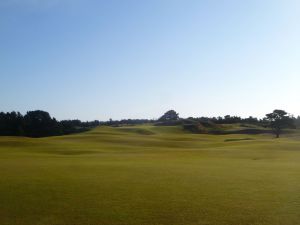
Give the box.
[0,111,24,136]
[265,110,295,138]
[0,110,101,137]
[60,120,100,134]
[295,116,300,128]
[23,110,61,137]
[159,110,179,121]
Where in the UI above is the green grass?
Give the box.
[0,125,300,225]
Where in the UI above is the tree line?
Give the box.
[0,110,100,137]
[0,109,299,138]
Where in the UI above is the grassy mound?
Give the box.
[116,127,156,135]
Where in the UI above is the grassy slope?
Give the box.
[0,125,300,225]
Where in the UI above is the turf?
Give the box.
[0,125,300,225]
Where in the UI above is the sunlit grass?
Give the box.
[0,125,300,225]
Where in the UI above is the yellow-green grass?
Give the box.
[0,125,300,225]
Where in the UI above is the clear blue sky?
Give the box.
[1,0,299,120]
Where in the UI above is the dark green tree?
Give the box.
[159,110,179,121]
[23,110,61,137]
[295,116,300,128]
[0,111,24,136]
[265,110,295,138]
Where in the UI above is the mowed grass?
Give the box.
[0,125,300,225]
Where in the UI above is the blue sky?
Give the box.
[1,0,300,120]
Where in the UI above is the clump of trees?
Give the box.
[207,115,261,125]
[0,110,100,137]
[0,111,24,136]
[158,110,179,121]
[102,119,155,127]
[295,116,300,128]
[183,115,262,126]
[155,110,181,126]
